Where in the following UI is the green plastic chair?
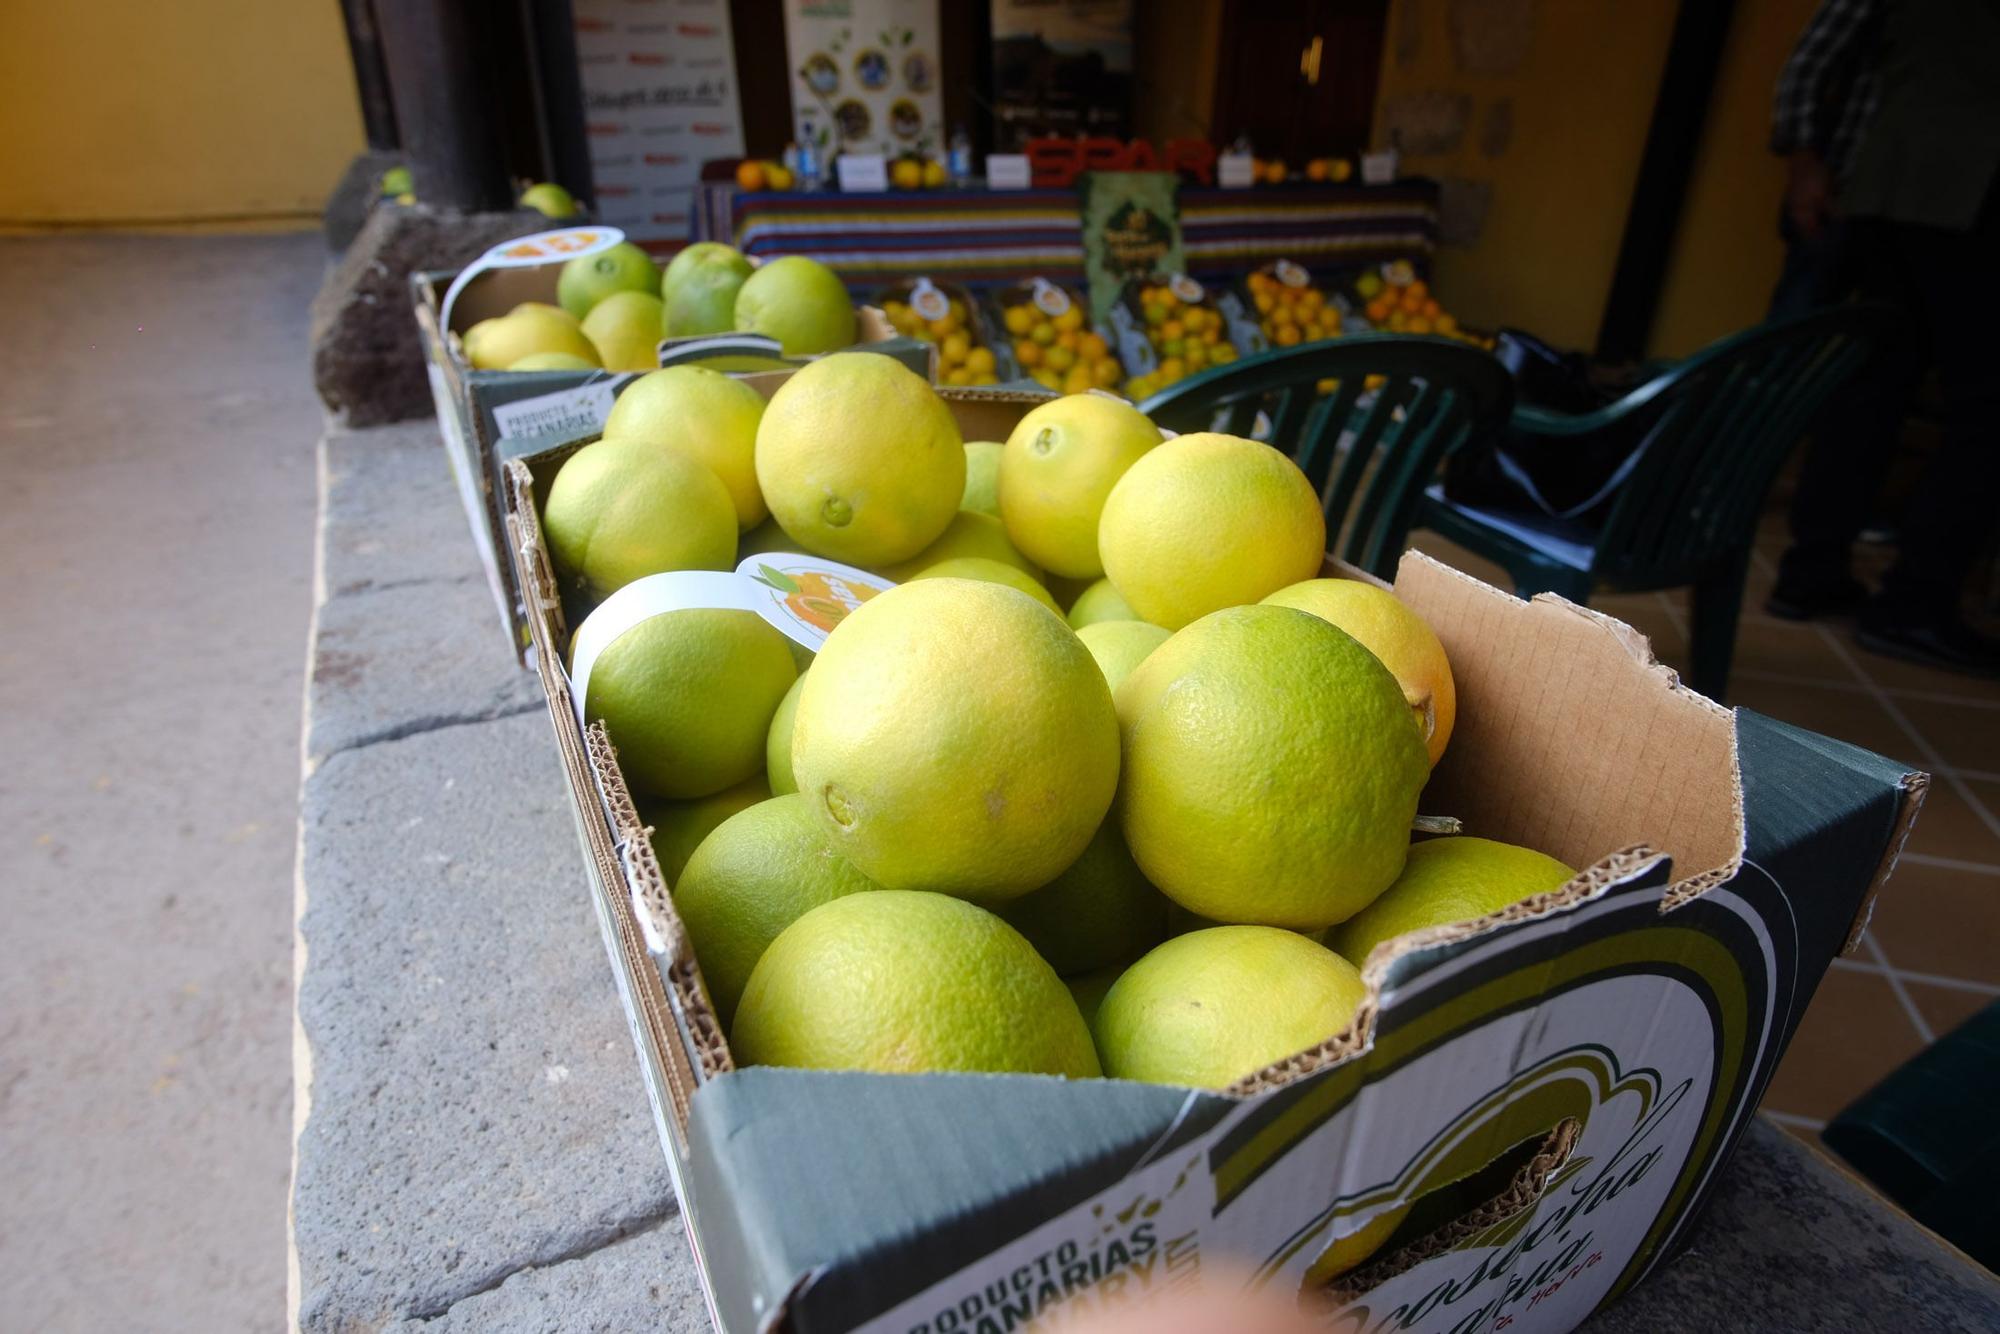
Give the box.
[1138,336,1514,578]
[1415,304,1896,701]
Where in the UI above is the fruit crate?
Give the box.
[1106,273,1263,399]
[993,278,1129,396]
[412,266,916,660]
[874,278,1004,388]
[499,378,1924,1334]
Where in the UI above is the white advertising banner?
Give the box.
[785,0,945,164]
[572,0,746,245]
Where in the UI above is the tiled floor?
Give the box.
[1409,519,2000,1142]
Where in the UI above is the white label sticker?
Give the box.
[491,380,628,440]
[1031,278,1071,317]
[1168,273,1205,304]
[439,226,624,334]
[909,277,950,322]
[1275,259,1310,288]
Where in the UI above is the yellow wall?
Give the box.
[0,1,365,226]
[1372,0,1679,352]
[1650,0,1817,357]
[1371,0,1820,357]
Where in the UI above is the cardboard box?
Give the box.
[500,382,1926,1333]
[411,266,920,659]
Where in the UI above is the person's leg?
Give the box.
[1769,218,1922,617]
[1858,197,2000,676]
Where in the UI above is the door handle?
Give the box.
[1300,36,1323,85]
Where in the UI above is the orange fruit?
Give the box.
[735,160,766,191]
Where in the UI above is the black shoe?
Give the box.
[1766,574,1868,622]
[1855,613,2000,680]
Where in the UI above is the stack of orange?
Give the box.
[1360,276,1457,338]
[1247,267,1342,348]
[881,287,1001,387]
[1003,296,1122,396]
[1125,281,1239,399]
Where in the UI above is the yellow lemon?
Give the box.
[603,365,769,528]
[507,351,600,371]
[1304,1204,1413,1284]
[907,556,1061,615]
[1115,605,1428,928]
[764,673,807,795]
[1098,433,1326,629]
[1261,578,1457,765]
[1094,927,1367,1088]
[755,353,964,565]
[733,891,1100,1076]
[1066,577,1141,629]
[581,290,667,371]
[875,510,1040,582]
[542,438,737,598]
[1077,619,1170,691]
[1328,837,1576,966]
[998,394,1163,579]
[674,794,879,1025]
[960,440,1005,516]
[465,306,600,370]
[792,579,1119,899]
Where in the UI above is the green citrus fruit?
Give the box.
[792,579,1119,900]
[675,794,879,1026]
[542,438,737,598]
[582,290,666,371]
[1067,577,1141,629]
[733,890,1099,1076]
[1065,966,1124,1030]
[765,674,806,795]
[999,822,1170,976]
[998,394,1163,579]
[1094,926,1367,1088]
[577,606,797,798]
[961,441,1005,517]
[558,241,661,319]
[733,255,856,354]
[1264,578,1457,765]
[603,366,768,528]
[755,353,964,565]
[1099,433,1326,629]
[876,510,1040,582]
[665,260,752,338]
[662,241,751,307]
[519,182,578,217]
[908,556,1061,614]
[1115,604,1429,928]
[1077,619,1170,691]
[638,773,769,882]
[1329,837,1576,966]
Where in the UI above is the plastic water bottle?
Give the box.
[948,125,973,187]
[798,121,822,190]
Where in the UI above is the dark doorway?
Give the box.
[1212,0,1389,161]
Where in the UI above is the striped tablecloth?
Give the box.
[690,180,1438,289]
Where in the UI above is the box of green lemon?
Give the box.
[413,231,921,657]
[497,351,1923,1333]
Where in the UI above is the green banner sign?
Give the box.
[1078,170,1183,323]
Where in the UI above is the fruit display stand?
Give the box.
[413,266,918,659]
[499,384,1925,1333]
[688,181,1442,290]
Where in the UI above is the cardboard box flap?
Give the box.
[1391,551,1743,901]
[1733,709,1928,957]
[686,1068,1215,1334]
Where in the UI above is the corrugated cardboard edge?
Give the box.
[1842,770,1930,954]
